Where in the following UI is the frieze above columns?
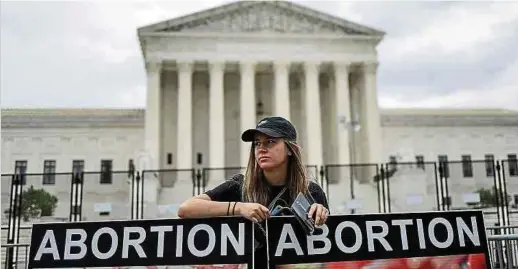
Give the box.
[142,34,378,64]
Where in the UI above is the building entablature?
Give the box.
[138,1,384,66]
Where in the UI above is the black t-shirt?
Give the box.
[204,174,329,268]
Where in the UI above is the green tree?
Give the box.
[3,186,59,222]
[476,187,511,208]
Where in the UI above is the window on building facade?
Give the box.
[14,160,27,185]
[438,155,449,178]
[72,160,85,184]
[443,196,451,207]
[128,159,135,177]
[389,155,397,170]
[461,155,473,178]
[485,154,495,177]
[167,153,173,165]
[508,154,518,176]
[415,155,425,170]
[72,160,84,174]
[100,160,112,184]
[42,160,56,185]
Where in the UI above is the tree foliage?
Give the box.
[3,186,59,222]
[476,187,511,208]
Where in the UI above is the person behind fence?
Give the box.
[178,116,330,268]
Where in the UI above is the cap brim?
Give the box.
[241,128,284,142]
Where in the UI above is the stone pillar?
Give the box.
[143,61,161,217]
[334,62,352,165]
[303,61,324,167]
[144,61,162,170]
[177,61,193,170]
[273,61,291,119]
[240,62,257,168]
[362,62,382,165]
[209,61,226,183]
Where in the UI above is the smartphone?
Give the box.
[291,192,316,235]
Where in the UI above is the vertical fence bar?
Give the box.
[13,173,23,269]
[386,164,392,213]
[70,171,82,222]
[380,165,387,213]
[376,167,383,213]
[136,172,142,220]
[131,171,136,220]
[432,162,441,211]
[438,162,450,211]
[141,171,146,219]
[15,173,23,268]
[6,174,18,269]
[195,169,200,196]
[78,172,84,221]
[69,173,75,222]
[500,161,511,229]
[495,161,504,227]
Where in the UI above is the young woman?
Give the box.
[178,116,330,268]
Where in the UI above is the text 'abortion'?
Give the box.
[33,223,247,261]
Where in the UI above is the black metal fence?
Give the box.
[1,158,517,268]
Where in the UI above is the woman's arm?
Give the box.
[177,194,238,219]
[178,194,270,222]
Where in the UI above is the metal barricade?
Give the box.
[488,234,518,269]
[1,229,517,269]
[487,225,518,236]
[1,243,30,269]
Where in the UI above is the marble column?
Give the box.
[144,61,162,170]
[177,61,193,170]
[362,62,382,165]
[209,61,225,170]
[143,61,161,217]
[334,62,352,165]
[240,62,257,168]
[273,61,291,120]
[303,61,324,167]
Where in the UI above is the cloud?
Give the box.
[384,2,518,59]
[379,57,518,110]
[1,1,517,111]
[372,1,518,109]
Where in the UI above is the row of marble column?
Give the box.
[144,60,381,172]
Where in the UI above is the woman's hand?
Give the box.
[235,202,270,223]
[308,203,329,227]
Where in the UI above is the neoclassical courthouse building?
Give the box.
[2,1,518,226]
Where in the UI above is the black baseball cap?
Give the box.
[241,116,297,142]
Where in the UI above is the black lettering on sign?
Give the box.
[266,210,490,265]
[28,217,254,269]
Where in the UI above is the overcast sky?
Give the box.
[1,0,518,110]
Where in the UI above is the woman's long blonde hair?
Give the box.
[241,140,310,207]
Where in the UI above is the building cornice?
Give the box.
[1,108,145,129]
[380,108,518,127]
[2,108,517,129]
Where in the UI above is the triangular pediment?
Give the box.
[138,1,384,36]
